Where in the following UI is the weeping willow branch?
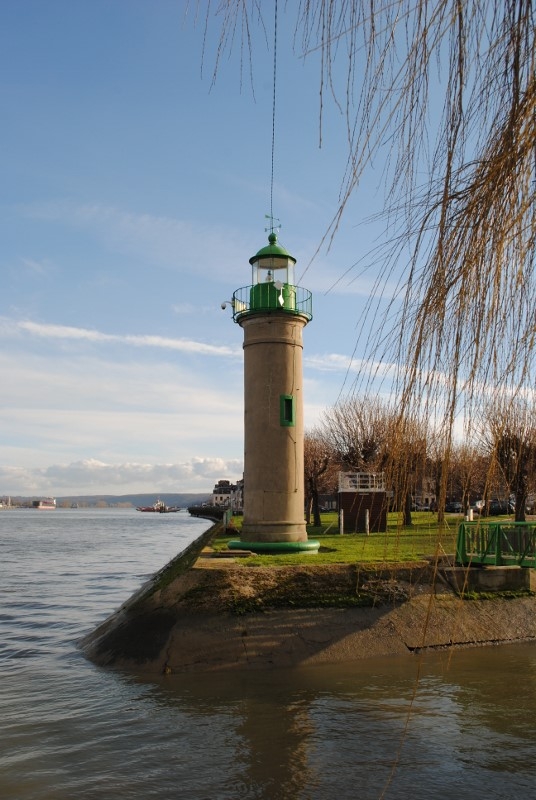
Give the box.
[195,0,536,438]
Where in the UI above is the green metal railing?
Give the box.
[232,284,313,322]
[456,520,536,567]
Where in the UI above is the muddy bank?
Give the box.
[80,531,536,674]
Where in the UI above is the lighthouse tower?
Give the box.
[228,232,319,554]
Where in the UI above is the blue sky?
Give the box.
[1,1,396,496]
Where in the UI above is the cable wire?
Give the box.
[270,0,278,232]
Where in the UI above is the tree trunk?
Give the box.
[515,488,527,523]
[312,489,322,527]
[403,491,413,526]
[462,490,471,517]
[305,493,312,524]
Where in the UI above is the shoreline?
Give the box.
[80,525,536,675]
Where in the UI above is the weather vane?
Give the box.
[264,214,281,236]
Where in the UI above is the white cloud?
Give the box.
[0,457,244,495]
[0,314,398,495]
[0,332,245,487]
[304,352,398,381]
[20,257,52,275]
[19,201,253,285]
[5,318,241,358]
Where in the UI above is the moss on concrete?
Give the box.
[79,526,536,675]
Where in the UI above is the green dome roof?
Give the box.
[249,232,296,265]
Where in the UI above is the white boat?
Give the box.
[32,498,56,510]
[136,499,181,513]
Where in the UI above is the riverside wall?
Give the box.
[80,525,536,675]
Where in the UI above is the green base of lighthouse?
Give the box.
[228,539,320,554]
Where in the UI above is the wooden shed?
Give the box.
[338,472,388,533]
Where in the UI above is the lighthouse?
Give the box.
[228,231,319,554]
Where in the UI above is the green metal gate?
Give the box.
[456,521,536,567]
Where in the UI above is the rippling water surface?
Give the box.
[1,507,536,800]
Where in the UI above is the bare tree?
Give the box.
[304,429,337,526]
[383,414,428,527]
[484,398,536,522]
[426,436,449,523]
[320,396,429,526]
[449,444,489,516]
[320,397,389,472]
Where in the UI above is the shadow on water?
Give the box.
[120,643,536,800]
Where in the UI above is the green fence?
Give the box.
[456,521,536,567]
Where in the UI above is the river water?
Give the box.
[1,507,535,800]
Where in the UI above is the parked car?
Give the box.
[445,502,463,513]
[487,500,515,515]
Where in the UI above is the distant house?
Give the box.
[230,478,243,514]
[210,479,237,508]
[414,475,437,510]
[210,478,243,513]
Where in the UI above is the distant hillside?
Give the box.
[11,493,211,508]
[60,494,211,508]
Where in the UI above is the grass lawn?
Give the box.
[213,511,463,566]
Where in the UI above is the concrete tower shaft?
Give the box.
[239,312,308,542]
